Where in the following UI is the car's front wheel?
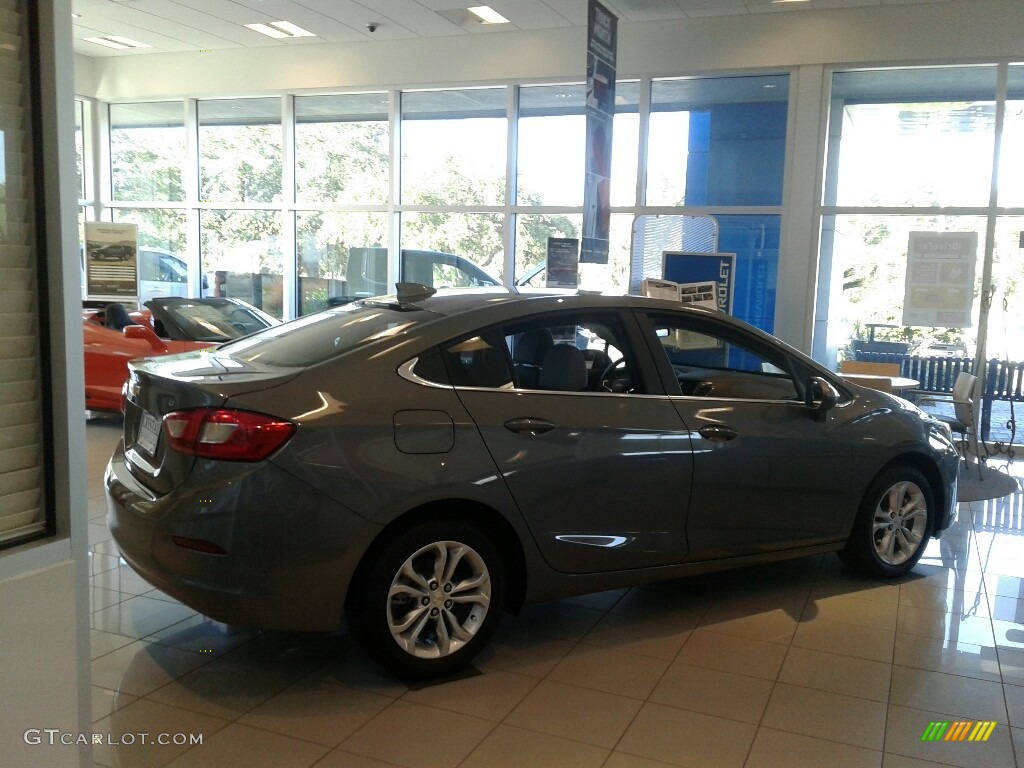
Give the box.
[349,520,504,679]
[840,466,933,577]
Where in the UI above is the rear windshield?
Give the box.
[215,302,433,367]
[156,300,270,342]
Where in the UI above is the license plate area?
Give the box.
[137,411,162,456]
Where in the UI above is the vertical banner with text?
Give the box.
[581,0,617,264]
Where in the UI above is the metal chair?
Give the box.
[938,372,982,480]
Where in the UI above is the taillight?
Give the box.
[163,408,295,462]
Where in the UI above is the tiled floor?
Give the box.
[85,415,1024,768]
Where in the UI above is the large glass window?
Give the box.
[198,98,282,203]
[201,210,283,318]
[611,81,640,207]
[998,64,1024,208]
[817,67,1000,369]
[819,214,986,367]
[402,88,506,207]
[112,209,191,303]
[295,93,389,205]
[517,84,586,206]
[647,74,789,207]
[514,213,581,286]
[296,211,388,314]
[401,211,505,284]
[74,100,85,200]
[830,67,997,208]
[989,216,1024,361]
[110,102,185,202]
[111,208,186,255]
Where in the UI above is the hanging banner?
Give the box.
[662,251,736,316]
[902,231,977,327]
[580,0,616,265]
[84,222,139,299]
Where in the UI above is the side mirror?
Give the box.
[805,376,839,421]
[123,323,167,352]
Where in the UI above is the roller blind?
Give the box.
[0,0,48,547]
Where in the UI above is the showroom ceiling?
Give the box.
[72,0,967,58]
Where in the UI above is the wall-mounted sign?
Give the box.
[546,237,580,288]
[84,222,139,300]
[902,231,977,327]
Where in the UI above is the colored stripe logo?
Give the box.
[921,721,997,742]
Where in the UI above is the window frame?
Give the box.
[637,310,816,402]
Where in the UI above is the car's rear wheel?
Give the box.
[349,520,504,679]
[840,466,933,577]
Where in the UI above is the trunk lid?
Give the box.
[122,348,302,496]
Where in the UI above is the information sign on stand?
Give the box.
[84,222,139,300]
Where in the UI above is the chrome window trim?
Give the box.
[668,395,803,406]
[399,356,669,398]
[397,357,455,390]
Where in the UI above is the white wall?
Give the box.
[0,562,87,768]
[77,0,1024,101]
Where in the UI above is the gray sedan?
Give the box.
[106,288,959,678]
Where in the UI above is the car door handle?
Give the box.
[698,424,738,442]
[504,417,556,436]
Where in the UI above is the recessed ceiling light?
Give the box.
[72,13,82,19]
[466,6,509,24]
[84,36,150,50]
[244,21,316,39]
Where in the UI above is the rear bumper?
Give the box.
[104,441,381,631]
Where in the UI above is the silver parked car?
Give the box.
[106,287,959,678]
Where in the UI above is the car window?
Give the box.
[645,312,797,401]
[440,329,514,388]
[432,262,494,289]
[158,255,188,283]
[503,312,640,393]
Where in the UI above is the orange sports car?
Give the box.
[84,297,278,412]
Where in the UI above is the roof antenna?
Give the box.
[395,283,437,302]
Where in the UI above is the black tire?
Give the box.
[348,520,505,680]
[840,466,934,578]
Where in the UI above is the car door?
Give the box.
[441,310,694,574]
[637,310,854,561]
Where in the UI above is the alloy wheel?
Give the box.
[386,540,492,659]
[872,479,928,566]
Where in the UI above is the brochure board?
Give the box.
[662,251,736,316]
[902,231,977,327]
[84,222,139,300]
[640,277,680,301]
[641,278,719,350]
[546,237,580,288]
